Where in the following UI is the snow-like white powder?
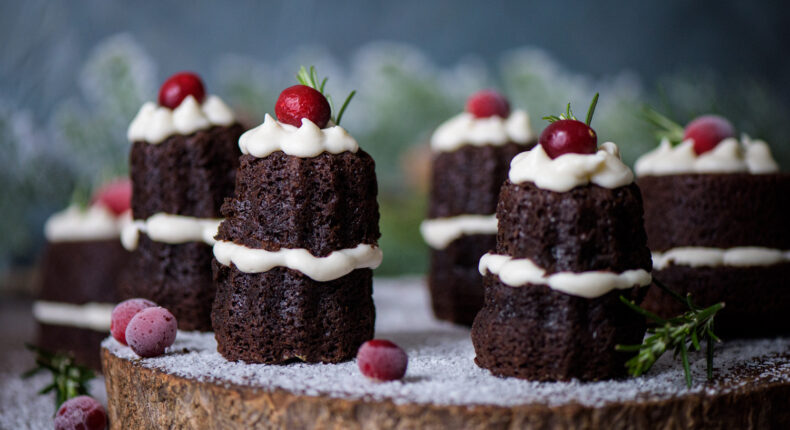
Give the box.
[101,277,790,408]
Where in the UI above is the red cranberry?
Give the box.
[110,298,156,345]
[683,115,736,155]
[54,396,107,430]
[275,85,331,128]
[125,306,177,358]
[158,72,206,109]
[92,179,132,216]
[466,89,510,118]
[539,119,597,159]
[357,339,408,381]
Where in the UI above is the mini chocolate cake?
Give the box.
[423,93,535,326]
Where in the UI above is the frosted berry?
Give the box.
[125,306,177,358]
[539,119,598,159]
[275,85,331,128]
[54,395,107,430]
[110,298,156,345]
[357,339,408,381]
[684,115,735,155]
[92,179,132,216]
[466,89,510,118]
[158,72,206,109]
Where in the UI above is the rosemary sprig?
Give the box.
[641,105,685,145]
[22,344,95,409]
[543,92,599,125]
[296,65,356,125]
[616,280,724,387]
[70,178,93,209]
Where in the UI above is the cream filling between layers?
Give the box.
[508,142,634,192]
[430,110,534,152]
[239,114,358,158]
[652,246,790,270]
[122,213,222,250]
[32,301,114,332]
[479,253,652,299]
[127,95,236,144]
[213,241,383,282]
[44,204,128,242]
[420,214,498,249]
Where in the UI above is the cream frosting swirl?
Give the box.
[652,246,790,270]
[430,110,534,152]
[239,114,358,158]
[44,204,128,242]
[479,253,651,299]
[634,136,779,177]
[213,241,382,282]
[122,213,222,250]
[32,301,114,332]
[508,142,634,192]
[420,214,498,249]
[127,95,236,144]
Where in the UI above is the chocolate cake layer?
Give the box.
[642,263,790,338]
[638,173,790,251]
[211,262,375,364]
[472,275,646,381]
[39,240,128,303]
[427,142,533,219]
[119,234,215,331]
[37,323,107,370]
[427,234,494,326]
[130,124,244,219]
[496,181,652,274]
[217,151,380,257]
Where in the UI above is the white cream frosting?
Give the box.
[652,246,790,270]
[44,204,128,242]
[420,214,498,249]
[239,114,359,158]
[430,110,534,153]
[508,141,634,192]
[634,136,779,177]
[479,253,652,299]
[213,241,383,282]
[122,213,222,250]
[32,301,114,332]
[127,95,236,144]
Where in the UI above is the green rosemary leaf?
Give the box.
[335,90,356,126]
[680,342,692,388]
[585,93,599,126]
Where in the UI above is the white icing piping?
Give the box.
[44,205,129,242]
[508,141,634,192]
[479,253,651,299]
[33,301,114,332]
[213,241,383,282]
[239,114,358,158]
[634,136,779,177]
[430,110,534,152]
[652,246,790,270]
[127,95,236,144]
[420,214,497,249]
[122,213,222,250]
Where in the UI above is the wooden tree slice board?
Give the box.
[102,278,790,429]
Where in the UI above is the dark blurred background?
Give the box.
[2,0,789,290]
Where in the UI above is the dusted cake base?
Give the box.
[427,234,494,326]
[211,262,375,364]
[472,275,646,381]
[119,234,215,331]
[643,263,790,338]
[101,278,790,429]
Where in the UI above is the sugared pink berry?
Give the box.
[125,306,177,358]
[158,72,206,109]
[539,119,598,159]
[54,396,107,430]
[92,179,132,216]
[357,339,408,381]
[110,298,156,345]
[275,85,331,128]
[466,89,510,119]
[683,115,736,155]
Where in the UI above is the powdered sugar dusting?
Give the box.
[102,277,790,408]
